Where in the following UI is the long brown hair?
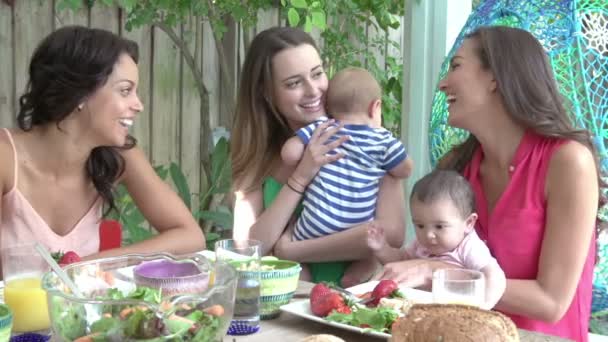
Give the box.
[231,27,320,191]
[439,26,605,221]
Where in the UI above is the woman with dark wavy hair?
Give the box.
[377,26,599,341]
[0,26,205,262]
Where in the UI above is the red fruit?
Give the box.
[311,293,345,317]
[335,305,352,314]
[310,283,332,305]
[370,279,399,306]
[59,251,81,265]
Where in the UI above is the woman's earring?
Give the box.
[77,104,84,111]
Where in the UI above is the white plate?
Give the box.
[280,280,433,339]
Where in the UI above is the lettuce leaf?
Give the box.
[326,306,399,332]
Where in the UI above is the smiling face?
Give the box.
[410,196,477,255]
[439,38,496,130]
[82,53,143,146]
[271,44,328,129]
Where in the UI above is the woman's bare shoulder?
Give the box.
[549,140,595,174]
[546,140,597,193]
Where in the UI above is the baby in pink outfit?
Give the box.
[368,170,506,309]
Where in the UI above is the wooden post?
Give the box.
[0,1,14,128]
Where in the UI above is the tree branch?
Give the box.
[206,0,235,95]
[153,20,208,97]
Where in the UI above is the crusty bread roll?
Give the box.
[390,304,519,342]
[298,334,346,342]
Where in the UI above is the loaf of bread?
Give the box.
[390,304,519,342]
[298,334,346,342]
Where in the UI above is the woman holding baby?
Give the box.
[378,26,600,342]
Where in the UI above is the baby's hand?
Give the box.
[366,222,386,251]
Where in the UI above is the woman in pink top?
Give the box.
[0,26,205,262]
[379,27,600,341]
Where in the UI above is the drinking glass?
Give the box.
[215,239,262,335]
[432,268,485,307]
[1,243,50,333]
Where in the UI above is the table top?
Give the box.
[0,279,581,341]
[224,281,573,342]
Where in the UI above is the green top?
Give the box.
[263,176,350,284]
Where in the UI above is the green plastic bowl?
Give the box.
[0,304,12,342]
[259,260,301,319]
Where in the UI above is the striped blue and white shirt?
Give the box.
[293,116,407,241]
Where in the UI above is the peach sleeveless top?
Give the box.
[1,128,100,256]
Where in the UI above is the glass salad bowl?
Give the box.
[41,253,237,342]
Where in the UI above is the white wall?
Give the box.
[401,0,472,242]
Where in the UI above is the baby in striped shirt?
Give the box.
[281,67,413,285]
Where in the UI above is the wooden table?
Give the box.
[224,281,572,342]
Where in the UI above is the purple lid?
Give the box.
[133,260,210,296]
[134,260,202,279]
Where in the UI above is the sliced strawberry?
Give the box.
[99,219,122,251]
[370,279,399,306]
[334,305,352,314]
[59,251,81,265]
[311,292,346,317]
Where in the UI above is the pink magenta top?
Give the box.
[463,130,595,342]
[1,128,100,256]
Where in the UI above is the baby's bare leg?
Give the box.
[299,263,312,281]
[341,258,380,288]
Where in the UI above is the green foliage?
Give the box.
[108,138,232,247]
[57,0,275,38]
[281,0,405,133]
[56,0,406,135]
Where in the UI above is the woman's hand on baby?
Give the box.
[291,119,348,186]
[366,222,386,251]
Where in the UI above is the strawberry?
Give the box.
[99,219,122,251]
[311,292,346,317]
[59,251,81,265]
[370,279,399,306]
[310,283,332,305]
[334,305,352,315]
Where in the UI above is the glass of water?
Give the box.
[432,268,485,307]
[215,239,262,335]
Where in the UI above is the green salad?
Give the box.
[51,287,223,342]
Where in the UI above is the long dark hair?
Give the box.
[231,27,320,191]
[439,26,605,215]
[17,25,139,216]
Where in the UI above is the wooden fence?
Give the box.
[0,1,405,205]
